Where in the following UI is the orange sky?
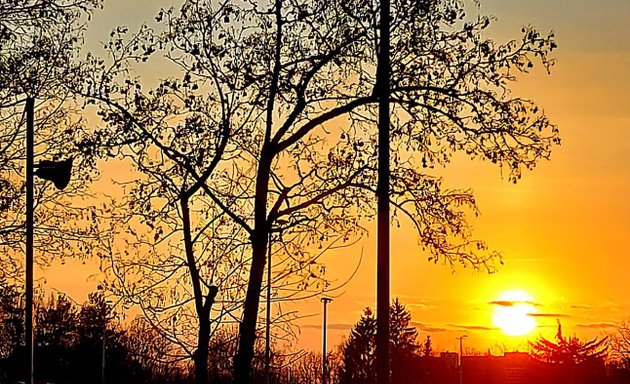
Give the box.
[41,0,630,355]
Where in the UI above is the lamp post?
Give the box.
[25,97,35,384]
[101,328,106,384]
[457,335,468,384]
[376,0,391,382]
[23,97,73,384]
[101,300,113,384]
[321,297,332,384]
[265,232,272,384]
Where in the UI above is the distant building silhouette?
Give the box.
[403,351,610,384]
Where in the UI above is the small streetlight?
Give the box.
[321,297,333,384]
[457,335,468,384]
[101,300,113,384]
[265,232,273,384]
[24,97,73,384]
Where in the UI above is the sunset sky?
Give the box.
[41,0,630,355]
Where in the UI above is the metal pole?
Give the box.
[102,300,113,384]
[458,335,467,384]
[25,97,35,384]
[376,0,391,383]
[321,298,332,384]
[101,329,106,384]
[265,233,272,384]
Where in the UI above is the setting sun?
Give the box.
[3,0,630,383]
[492,290,538,336]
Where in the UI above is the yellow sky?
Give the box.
[41,0,630,354]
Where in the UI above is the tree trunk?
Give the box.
[193,286,218,384]
[195,311,211,384]
[181,197,219,384]
[234,156,272,384]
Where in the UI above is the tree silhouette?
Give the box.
[340,307,377,384]
[78,0,559,382]
[0,0,105,284]
[0,278,23,359]
[530,321,608,365]
[389,298,419,383]
[0,288,189,383]
[34,293,77,382]
[340,299,420,384]
[422,336,434,358]
[611,322,630,366]
[608,322,630,383]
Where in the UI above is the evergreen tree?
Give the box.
[390,298,418,355]
[340,299,420,384]
[340,307,377,384]
[389,299,419,382]
[530,321,608,364]
[422,336,433,358]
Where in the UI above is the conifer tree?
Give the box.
[340,299,420,384]
[422,336,433,358]
[530,321,608,364]
[340,307,377,384]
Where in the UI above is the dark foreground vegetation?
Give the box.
[1,0,627,384]
[1,290,629,384]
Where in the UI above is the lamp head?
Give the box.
[34,158,73,190]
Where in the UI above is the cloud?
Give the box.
[406,302,436,311]
[301,323,352,331]
[570,304,594,310]
[489,300,515,307]
[392,295,439,312]
[489,300,541,307]
[568,302,622,312]
[447,324,498,331]
[527,313,571,318]
[576,322,617,329]
[410,322,448,333]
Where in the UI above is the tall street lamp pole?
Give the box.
[101,300,112,384]
[321,297,332,384]
[25,97,35,384]
[265,232,272,384]
[23,97,73,384]
[458,335,468,384]
[376,0,391,383]
[101,328,106,384]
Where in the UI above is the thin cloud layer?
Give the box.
[527,313,571,318]
[411,322,448,333]
[576,322,617,329]
[301,323,352,331]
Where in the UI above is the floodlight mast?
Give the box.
[321,297,333,384]
[376,0,391,383]
[25,97,35,384]
[23,97,73,384]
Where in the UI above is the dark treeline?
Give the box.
[0,279,318,384]
[2,285,630,384]
[333,300,630,384]
[0,280,188,384]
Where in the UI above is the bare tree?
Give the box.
[79,59,247,382]
[0,0,104,281]
[195,1,557,382]
[76,9,323,384]
[77,0,558,382]
[611,322,630,366]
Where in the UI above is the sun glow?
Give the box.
[492,290,537,336]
